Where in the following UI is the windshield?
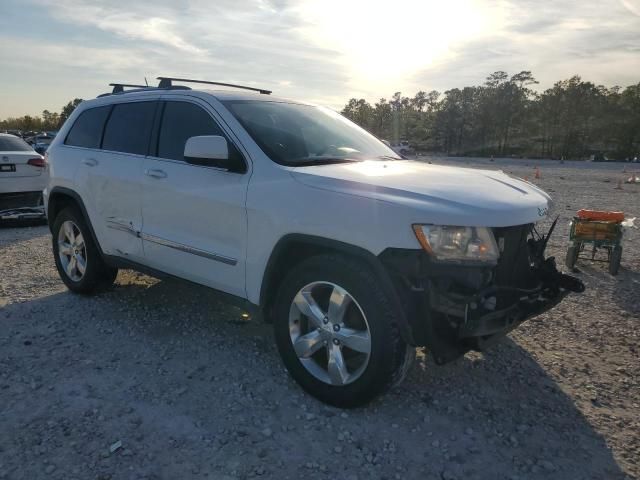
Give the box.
[223,100,400,166]
[0,135,33,152]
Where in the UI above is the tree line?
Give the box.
[342,72,640,160]
[0,99,83,132]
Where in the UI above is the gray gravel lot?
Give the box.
[0,158,638,480]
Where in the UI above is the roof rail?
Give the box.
[157,77,272,95]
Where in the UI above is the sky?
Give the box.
[1,0,639,118]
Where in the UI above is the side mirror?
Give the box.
[184,135,246,173]
[185,135,229,164]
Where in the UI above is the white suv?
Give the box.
[45,78,584,407]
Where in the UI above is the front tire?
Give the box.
[273,254,414,407]
[52,206,118,294]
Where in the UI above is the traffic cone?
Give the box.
[534,167,540,179]
[615,179,623,190]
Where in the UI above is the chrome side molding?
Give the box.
[106,220,237,266]
[106,219,138,236]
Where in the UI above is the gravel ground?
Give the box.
[0,158,638,480]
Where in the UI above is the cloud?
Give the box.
[620,0,640,16]
[0,35,146,72]
[1,0,639,118]
[35,0,204,54]
[409,0,640,94]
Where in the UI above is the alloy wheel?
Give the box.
[288,281,371,386]
[57,220,87,282]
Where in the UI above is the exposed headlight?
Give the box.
[412,225,499,264]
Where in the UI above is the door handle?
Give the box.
[82,158,98,167]
[145,169,167,179]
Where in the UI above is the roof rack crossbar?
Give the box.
[157,77,271,95]
[109,83,149,94]
[98,82,191,98]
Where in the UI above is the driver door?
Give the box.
[140,98,249,297]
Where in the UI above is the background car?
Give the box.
[26,132,56,155]
[2,129,23,137]
[0,133,47,211]
[390,140,414,156]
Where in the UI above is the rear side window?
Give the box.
[0,136,32,152]
[157,102,224,161]
[102,102,156,155]
[65,106,111,149]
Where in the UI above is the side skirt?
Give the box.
[102,254,262,320]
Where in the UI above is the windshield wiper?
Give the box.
[376,155,403,161]
[290,158,363,167]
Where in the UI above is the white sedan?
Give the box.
[0,133,48,212]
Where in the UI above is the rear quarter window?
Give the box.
[102,102,156,155]
[65,106,111,149]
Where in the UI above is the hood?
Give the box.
[290,160,552,227]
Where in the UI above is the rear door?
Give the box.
[72,101,157,261]
[140,98,249,297]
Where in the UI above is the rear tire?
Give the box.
[273,253,414,408]
[52,206,118,294]
[609,246,622,275]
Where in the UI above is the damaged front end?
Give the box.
[380,220,585,364]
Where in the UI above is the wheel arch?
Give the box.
[259,234,415,344]
[47,187,103,255]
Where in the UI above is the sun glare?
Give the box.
[297,0,494,92]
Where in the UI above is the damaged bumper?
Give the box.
[429,267,576,341]
[0,192,46,221]
[380,223,584,364]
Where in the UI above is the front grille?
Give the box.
[492,224,536,289]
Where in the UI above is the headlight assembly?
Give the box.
[412,224,499,264]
